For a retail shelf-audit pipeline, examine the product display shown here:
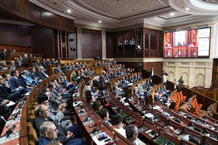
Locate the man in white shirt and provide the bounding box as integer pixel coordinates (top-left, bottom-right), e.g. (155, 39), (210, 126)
(111, 114), (126, 137)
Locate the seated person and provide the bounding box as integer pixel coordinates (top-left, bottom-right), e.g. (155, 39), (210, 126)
(92, 100), (103, 114)
(38, 121), (84, 145)
(111, 114), (126, 137)
(47, 141), (62, 145)
(126, 124), (146, 145)
(37, 93), (72, 127)
(34, 104), (85, 145)
(99, 108), (112, 126)
(0, 99), (12, 131)
(38, 121), (59, 145)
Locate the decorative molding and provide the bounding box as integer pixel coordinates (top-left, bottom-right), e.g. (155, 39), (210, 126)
(143, 58), (164, 62)
(0, 19), (35, 26)
(114, 58), (144, 62)
(0, 0), (74, 32)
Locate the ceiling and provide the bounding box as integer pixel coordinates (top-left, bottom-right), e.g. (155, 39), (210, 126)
(4, 0), (218, 29)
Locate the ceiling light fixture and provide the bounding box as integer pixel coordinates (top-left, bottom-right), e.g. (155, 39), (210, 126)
(43, 12), (53, 16)
(170, 12), (175, 16)
(98, 20), (102, 23)
(67, 9), (72, 13)
(185, 7), (190, 11)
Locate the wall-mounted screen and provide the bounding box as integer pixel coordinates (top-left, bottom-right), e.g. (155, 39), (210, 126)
(164, 27), (210, 58)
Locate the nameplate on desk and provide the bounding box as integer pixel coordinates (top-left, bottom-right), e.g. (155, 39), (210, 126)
(6, 117), (21, 125)
(11, 108), (21, 114)
(125, 117), (136, 124)
(83, 119), (94, 126)
(145, 129), (152, 134)
(78, 111), (87, 116)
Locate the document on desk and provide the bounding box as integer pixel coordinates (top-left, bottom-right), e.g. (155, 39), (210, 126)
(6, 101), (15, 107)
(92, 132), (113, 145)
(144, 113), (154, 119)
(0, 131), (19, 144)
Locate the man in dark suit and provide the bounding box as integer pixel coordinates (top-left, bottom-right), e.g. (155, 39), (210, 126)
(150, 68), (154, 82)
(9, 70), (24, 91)
(34, 104), (85, 145)
(0, 48), (8, 60)
(54, 64), (63, 74)
(35, 66), (48, 80)
(0, 76), (21, 102)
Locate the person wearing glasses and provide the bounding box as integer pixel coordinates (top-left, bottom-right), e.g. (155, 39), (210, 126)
(34, 104), (85, 145)
(38, 121), (59, 145)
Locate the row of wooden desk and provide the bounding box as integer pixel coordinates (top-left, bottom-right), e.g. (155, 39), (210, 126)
(109, 73), (218, 145)
(71, 70), (218, 145)
(73, 78), (134, 145)
(0, 95), (27, 145)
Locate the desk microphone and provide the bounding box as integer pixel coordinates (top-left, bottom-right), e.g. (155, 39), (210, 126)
(0, 116), (7, 123)
(4, 124), (16, 138)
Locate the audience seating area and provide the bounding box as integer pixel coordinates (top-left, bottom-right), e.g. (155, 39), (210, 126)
(0, 54), (217, 145)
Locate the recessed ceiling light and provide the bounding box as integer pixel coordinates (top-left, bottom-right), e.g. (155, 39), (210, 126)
(67, 9), (72, 13)
(43, 12), (53, 16)
(170, 12), (175, 16)
(185, 7), (190, 11)
(98, 20), (102, 23)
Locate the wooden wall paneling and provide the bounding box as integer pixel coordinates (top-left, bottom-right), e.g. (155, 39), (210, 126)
(32, 26), (55, 58)
(143, 62), (163, 76)
(0, 23), (32, 47)
(81, 29), (102, 59)
(159, 31), (164, 57)
(115, 28), (143, 58)
(143, 28), (163, 57)
(144, 28), (150, 57)
(60, 32), (63, 58)
(106, 32), (115, 58)
(56, 31), (60, 58)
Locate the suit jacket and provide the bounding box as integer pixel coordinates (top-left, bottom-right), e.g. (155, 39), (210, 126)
(54, 67), (62, 74)
(34, 117), (69, 144)
(0, 51), (7, 60)
(38, 137), (52, 145)
(9, 76), (21, 91)
(35, 71), (46, 80)
(0, 84), (10, 98)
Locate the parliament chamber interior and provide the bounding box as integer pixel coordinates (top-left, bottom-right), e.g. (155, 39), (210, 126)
(0, 0), (218, 145)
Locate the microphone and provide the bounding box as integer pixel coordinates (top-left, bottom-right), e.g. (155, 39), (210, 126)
(4, 124), (16, 137)
(0, 116), (7, 123)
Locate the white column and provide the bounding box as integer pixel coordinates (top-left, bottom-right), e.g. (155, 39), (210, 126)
(102, 30), (106, 59)
(214, 24), (218, 58)
(77, 27), (82, 60)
